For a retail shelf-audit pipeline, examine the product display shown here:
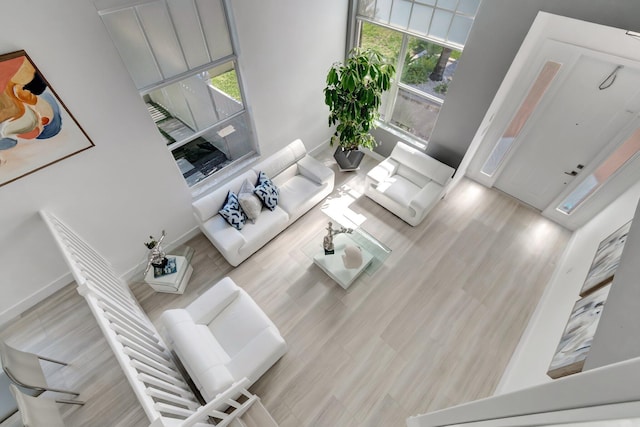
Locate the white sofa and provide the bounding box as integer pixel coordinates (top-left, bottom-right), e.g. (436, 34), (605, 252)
(192, 139), (334, 266)
(365, 142), (455, 226)
(161, 277), (287, 402)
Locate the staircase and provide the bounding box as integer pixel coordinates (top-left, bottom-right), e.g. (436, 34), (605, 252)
(229, 399), (279, 427)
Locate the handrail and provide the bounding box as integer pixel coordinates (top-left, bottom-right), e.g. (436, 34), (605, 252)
(40, 210), (259, 427)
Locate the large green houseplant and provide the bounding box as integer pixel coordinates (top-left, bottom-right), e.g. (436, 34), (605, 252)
(324, 48), (395, 170)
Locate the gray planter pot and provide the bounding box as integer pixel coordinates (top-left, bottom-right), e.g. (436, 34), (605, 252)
(333, 147), (365, 171)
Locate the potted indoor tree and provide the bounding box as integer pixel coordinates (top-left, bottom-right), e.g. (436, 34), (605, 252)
(324, 47), (395, 171)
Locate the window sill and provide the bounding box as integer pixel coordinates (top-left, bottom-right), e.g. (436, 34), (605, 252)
(189, 152), (260, 200)
(374, 121), (428, 151)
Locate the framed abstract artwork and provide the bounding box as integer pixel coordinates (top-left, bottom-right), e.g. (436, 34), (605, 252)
(547, 284), (611, 379)
(580, 220), (632, 297)
(0, 50), (94, 187)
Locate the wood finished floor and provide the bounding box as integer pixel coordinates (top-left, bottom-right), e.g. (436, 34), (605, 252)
(0, 153), (570, 427)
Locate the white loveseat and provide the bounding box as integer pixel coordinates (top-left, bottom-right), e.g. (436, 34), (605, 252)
(161, 277), (287, 402)
(365, 141), (455, 226)
(192, 139), (334, 266)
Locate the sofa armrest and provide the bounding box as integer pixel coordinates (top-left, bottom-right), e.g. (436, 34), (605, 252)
(193, 190), (227, 224)
(366, 158), (398, 185)
(409, 181), (443, 217)
(196, 363), (235, 400)
(161, 309), (236, 400)
(185, 277), (240, 325)
(297, 155), (334, 186)
(160, 309), (194, 347)
(203, 221), (246, 256)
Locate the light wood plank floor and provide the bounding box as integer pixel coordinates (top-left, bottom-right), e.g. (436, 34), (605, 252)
(0, 152), (570, 427)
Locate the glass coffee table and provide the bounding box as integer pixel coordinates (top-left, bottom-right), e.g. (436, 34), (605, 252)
(308, 217), (391, 289)
(313, 233), (375, 289)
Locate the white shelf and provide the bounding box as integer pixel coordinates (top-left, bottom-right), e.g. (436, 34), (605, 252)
(144, 255), (193, 294)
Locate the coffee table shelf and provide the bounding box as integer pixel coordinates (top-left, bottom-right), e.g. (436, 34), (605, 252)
(313, 234), (374, 289)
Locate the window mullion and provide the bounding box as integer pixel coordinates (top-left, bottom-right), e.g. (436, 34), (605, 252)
(193, 0), (213, 63)
(163, 0), (190, 68)
(397, 82), (444, 105)
(133, 6), (165, 82)
(444, 0), (461, 42)
(383, 33), (409, 123)
(138, 53), (236, 96)
(167, 109), (246, 152)
(357, 16), (464, 52)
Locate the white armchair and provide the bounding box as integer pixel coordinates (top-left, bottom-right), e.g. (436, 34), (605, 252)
(161, 277), (287, 402)
(365, 142), (455, 226)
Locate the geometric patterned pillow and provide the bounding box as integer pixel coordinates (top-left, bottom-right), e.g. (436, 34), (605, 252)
(218, 191), (247, 230)
(254, 171), (279, 211)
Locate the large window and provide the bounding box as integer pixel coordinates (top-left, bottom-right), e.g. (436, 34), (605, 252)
(354, 0), (480, 143)
(96, 0), (256, 187)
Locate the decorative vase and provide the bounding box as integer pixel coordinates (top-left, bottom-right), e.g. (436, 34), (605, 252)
(342, 245), (363, 269)
(333, 146), (365, 171)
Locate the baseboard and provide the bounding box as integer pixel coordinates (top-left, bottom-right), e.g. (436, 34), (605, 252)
(0, 272), (74, 329)
(0, 227), (203, 327)
(307, 138), (332, 156)
(122, 226), (202, 285)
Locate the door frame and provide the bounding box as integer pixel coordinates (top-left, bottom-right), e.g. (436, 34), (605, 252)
(462, 12), (640, 229)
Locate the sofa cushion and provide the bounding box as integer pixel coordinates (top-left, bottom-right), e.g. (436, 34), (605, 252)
(237, 179), (262, 223)
(270, 163), (299, 188)
(252, 139), (307, 179)
(397, 164), (431, 188)
(377, 175), (423, 206)
(161, 310), (234, 398)
(277, 174), (322, 218)
(201, 218), (246, 265)
(391, 142), (454, 186)
(218, 191), (247, 230)
(208, 291), (278, 357)
(254, 172), (279, 211)
(237, 206), (288, 249)
(225, 328), (287, 384)
(195, 324), (230, 364)
(193, 170), (257, 224)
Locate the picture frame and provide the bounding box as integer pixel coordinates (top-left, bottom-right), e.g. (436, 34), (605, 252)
(0, 50), (94, 187)
(579, 220), (632, 297)
(547, 284), (611, 379)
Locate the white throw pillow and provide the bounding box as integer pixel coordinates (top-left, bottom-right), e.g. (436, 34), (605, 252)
(237, 179), (262, 223)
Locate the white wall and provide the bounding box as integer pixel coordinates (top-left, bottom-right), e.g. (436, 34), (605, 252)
(0, 0), (347, 324)
(230, 0), (347, 157)
(497, 178), (640, 393)
(407, 356), (640, 426)
(427, 0), (640, 168)
(0, 0), (195, 324)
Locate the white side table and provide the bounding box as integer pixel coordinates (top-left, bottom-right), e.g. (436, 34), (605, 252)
(144, 255), (193, 294)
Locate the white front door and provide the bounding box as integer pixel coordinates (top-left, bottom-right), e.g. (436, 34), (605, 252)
(494, 54), (640, 210)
